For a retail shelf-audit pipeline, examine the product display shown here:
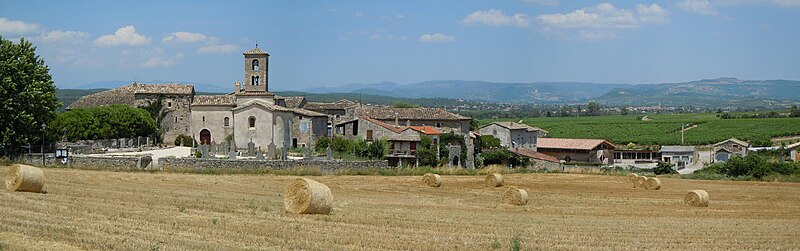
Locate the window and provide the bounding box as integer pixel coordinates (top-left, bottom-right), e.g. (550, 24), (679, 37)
(175, 117), (178, 123)
(254, 76), (259, 85)
(168, 102), (172, 108)
(352, 122), (358, 136)
(366, 130), (373, 141)
(224, 117), (230, 127)
(436, 123), (442, 127)
(252, 59), (259, 71)
(202, 116), (205, 122)
(249, 117), (256, 128)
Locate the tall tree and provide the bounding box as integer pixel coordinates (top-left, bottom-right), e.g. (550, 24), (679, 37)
(0, 37), (60, 155)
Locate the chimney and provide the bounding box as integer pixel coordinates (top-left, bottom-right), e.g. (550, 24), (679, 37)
(395, 117), (399, 126)
(406, 120), (410, 126)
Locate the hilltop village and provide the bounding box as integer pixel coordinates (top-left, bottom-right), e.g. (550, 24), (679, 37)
(56, 47), (800, 172)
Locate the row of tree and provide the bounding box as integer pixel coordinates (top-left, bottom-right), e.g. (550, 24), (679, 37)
(50, 105), (158, 141)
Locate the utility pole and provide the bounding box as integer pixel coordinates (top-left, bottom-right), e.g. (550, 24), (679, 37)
(41, 123), (46, 166)
(681, 124), (684, 145)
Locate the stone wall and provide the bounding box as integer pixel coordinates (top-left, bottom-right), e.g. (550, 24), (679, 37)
(19, 155), (153, 171)
(160, 158), (388, 172)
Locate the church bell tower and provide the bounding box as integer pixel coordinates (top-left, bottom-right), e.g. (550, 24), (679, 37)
(241, 45), (270, 93)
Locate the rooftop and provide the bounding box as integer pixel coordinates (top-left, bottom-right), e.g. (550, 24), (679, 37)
(357, 106), (470, 121)
(192, 95), (236, 106)
(485, 121), (547, 133)
(67, 83), (194, 109)
(510, 147), (560, 163)
(304, 99), (357, 111)
(243, 47), (269, 55)
(537, 138), (615, 151)
(713, 138), (750, 147)
(660, 146), (696, 152)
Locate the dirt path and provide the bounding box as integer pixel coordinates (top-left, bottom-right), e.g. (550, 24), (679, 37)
(772, 135), (800, 142)
(2, 168), (799, 250)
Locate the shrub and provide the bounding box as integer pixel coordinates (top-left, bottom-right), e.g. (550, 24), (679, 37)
(315, 137), (330, 152)
(51, 105), (157, 141)
(480, 135), (501, 149)
(653, 161), (677, 175)
(174, 134), (196, 147)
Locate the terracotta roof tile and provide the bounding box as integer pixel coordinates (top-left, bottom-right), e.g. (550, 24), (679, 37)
(537, 138), (615, 151)
(405, 126), (442, 135)
(304, 99), (357, 110)
(357, 106), (470, 121)
(510, 148), (560, 163)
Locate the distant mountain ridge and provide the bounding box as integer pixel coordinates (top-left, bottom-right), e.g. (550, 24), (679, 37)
(303, 80), (633, 103)
(303, 78), (800, 107)
(63, 78), (800, 109)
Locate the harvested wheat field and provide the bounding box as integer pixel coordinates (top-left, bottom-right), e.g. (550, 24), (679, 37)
(2, 167), (800, 250)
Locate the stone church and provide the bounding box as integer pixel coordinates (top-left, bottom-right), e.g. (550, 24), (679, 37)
(68, 47), (328, 152)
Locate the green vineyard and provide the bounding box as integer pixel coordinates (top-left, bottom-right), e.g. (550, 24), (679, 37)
(480, 114), (800, 146)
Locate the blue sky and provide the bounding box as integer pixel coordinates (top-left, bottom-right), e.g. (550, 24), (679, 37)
(1, 0), (799, 91)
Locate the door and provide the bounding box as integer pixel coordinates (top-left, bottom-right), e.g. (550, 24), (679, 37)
(199, 129), (211, 145)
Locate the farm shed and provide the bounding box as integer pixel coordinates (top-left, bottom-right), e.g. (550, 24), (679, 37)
(537, 138), (615, 164)
(660, 146), (697, 169)
(712, 138), (750, 163)
(788, 142), (800, 162)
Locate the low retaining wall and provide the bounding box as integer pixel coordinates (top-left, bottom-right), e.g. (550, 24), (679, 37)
(159, 158), (388, 171)
(19, 155), (152, 171)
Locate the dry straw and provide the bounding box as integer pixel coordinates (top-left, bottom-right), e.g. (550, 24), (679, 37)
(485, 173), (503, 187)
(628, 173), (639, 188)
(636, 176), (648, 189)
(685, 190), (709, 207)
(502, 186), (528, 205)
(284, 178), (333, 214)
(5, 164), (44, 193)
(645, 177), (662, 190)
(422, 173), (442, 187)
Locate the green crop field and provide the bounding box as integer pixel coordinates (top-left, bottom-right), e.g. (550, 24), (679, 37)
(480, 114), (800, 146)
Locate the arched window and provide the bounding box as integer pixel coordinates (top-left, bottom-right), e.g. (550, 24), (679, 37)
(251, 76), (255, 86)
(252, 59), (259, 71)
(224, 117), (230, 127)
(249, 117), (256, 128)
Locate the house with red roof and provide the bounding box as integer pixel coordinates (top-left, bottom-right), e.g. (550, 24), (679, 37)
(537, 138), (615, 164)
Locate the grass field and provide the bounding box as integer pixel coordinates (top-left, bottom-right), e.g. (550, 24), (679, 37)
(2, 167), (800, 250)
(482, 113), (800, 146)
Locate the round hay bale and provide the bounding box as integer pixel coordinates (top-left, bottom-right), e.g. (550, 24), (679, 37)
(284, 178), (333, 214)
(627, 173), (639, 187)
(636, 176), (648, 189)
(5, 164), (44, 193)
(502, 186), (528, 205)
(485, 173), (503, 187)
(685, 190), (709, 207)
(645, 177), (662, 190)
(422, 173), (442, 187)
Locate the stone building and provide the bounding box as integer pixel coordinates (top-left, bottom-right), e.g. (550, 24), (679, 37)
(67, 83), (195, 145)
(537, 138), (615, 164)
(712, 138), (750, 163)
(69, 47), (327, 152)
(477, 121), (547, 150)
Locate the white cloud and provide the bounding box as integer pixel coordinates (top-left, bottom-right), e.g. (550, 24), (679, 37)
(419, 33), (455, 43)
(94, 26), (151, 47)
(197, 44), (239, 53)
(462, 9), (530, 28)
(677, 0), (720, 15)
(0, 17), (43, 35)
(369, 33), (405, 41)
(37, 30), (90, 44)
(536, 3), (669, 40)
(162, 31), (208, 43)
(715, 0), (800, 7)
(141, 53), (184, 68)
(522, 0), (560, 6)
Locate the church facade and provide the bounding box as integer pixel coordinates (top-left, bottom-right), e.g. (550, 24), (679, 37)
(68, 47), (329, 152)
(190, 47), (328, 151)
